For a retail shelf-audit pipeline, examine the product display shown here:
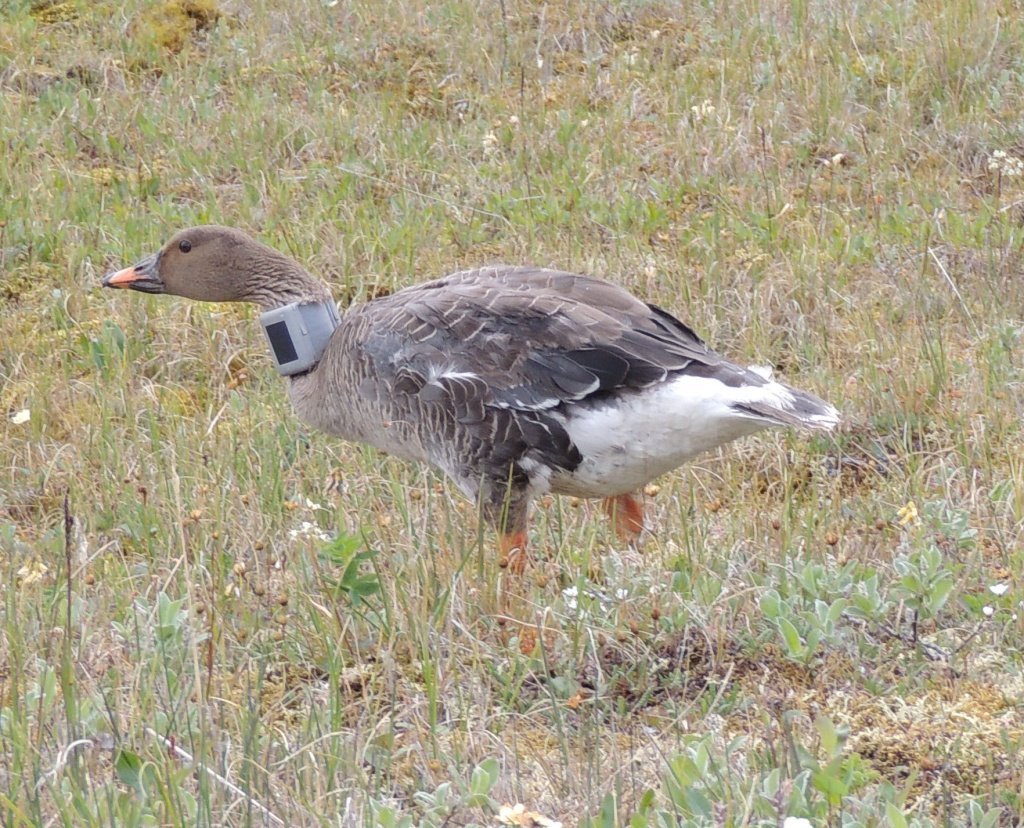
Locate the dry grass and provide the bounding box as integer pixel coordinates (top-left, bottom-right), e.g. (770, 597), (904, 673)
(2, 0), (1024, 825)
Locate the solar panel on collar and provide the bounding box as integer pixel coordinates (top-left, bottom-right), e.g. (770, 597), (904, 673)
(265, 320), (299, 365)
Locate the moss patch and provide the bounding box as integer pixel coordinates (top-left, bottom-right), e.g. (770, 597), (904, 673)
(131, 0), (222, 54)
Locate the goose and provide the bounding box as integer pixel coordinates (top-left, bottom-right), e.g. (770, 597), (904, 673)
(103, 226), (839, 571)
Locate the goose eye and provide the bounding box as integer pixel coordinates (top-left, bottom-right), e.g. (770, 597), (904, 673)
(179, 240), (192, 253)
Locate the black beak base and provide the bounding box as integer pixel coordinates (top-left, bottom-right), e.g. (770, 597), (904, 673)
(102, 252), (164, 293)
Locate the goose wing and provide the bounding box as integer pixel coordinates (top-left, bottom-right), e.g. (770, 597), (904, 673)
(358, 265), (753, 413)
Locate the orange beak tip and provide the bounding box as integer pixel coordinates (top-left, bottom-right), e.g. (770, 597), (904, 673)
(102, 266), (138, 288)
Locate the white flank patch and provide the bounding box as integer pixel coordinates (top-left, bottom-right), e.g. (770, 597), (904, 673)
(519, 455), (553, 496)
(551, 374), (827, 497)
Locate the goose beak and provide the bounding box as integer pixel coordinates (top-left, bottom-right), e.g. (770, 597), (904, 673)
(102, 252), (164, 293)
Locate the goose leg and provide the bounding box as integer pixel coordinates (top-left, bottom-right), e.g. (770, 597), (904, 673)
(603, 492), (645, 543)
(498, 531), (531, 574)
(481, 473), (533, 574)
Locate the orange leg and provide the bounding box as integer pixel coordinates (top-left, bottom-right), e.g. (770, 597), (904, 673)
(603, 493), (645, 543)
(498, 531), (531, 574)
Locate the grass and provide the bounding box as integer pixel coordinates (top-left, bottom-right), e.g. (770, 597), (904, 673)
(1, 0), (1023, 824)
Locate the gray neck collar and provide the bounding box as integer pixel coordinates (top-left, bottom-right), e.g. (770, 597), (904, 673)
(259, 299), (341, 377)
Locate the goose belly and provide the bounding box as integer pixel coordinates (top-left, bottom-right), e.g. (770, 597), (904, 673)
(548, 374), (777, 497)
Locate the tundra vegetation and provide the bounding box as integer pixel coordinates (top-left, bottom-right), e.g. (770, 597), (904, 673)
(1, 0), (1022, 825)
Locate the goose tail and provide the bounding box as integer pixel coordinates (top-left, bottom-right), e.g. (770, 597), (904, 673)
(731, 380), (840, 432)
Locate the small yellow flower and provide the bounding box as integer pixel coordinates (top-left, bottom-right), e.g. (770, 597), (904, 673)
(17, 559), (49, 585)
(896, 501), (918, 526)
(497, 803), (562, 828)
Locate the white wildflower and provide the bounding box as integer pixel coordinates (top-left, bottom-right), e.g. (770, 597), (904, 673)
(988, 149), (1023, 177)
(691, 99), (716, 122)
(10, 409), (30, 425)
(498, 803), (524, 823)
(288, 521), (331, 542)
(783, 819), (814, 828)
(983, 605), (995, 617)
(989, 583), (1009, 596)
(562, 586), (578, 611)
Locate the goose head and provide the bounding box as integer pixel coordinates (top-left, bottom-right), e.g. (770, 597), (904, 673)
(102, 225), (331, 310)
